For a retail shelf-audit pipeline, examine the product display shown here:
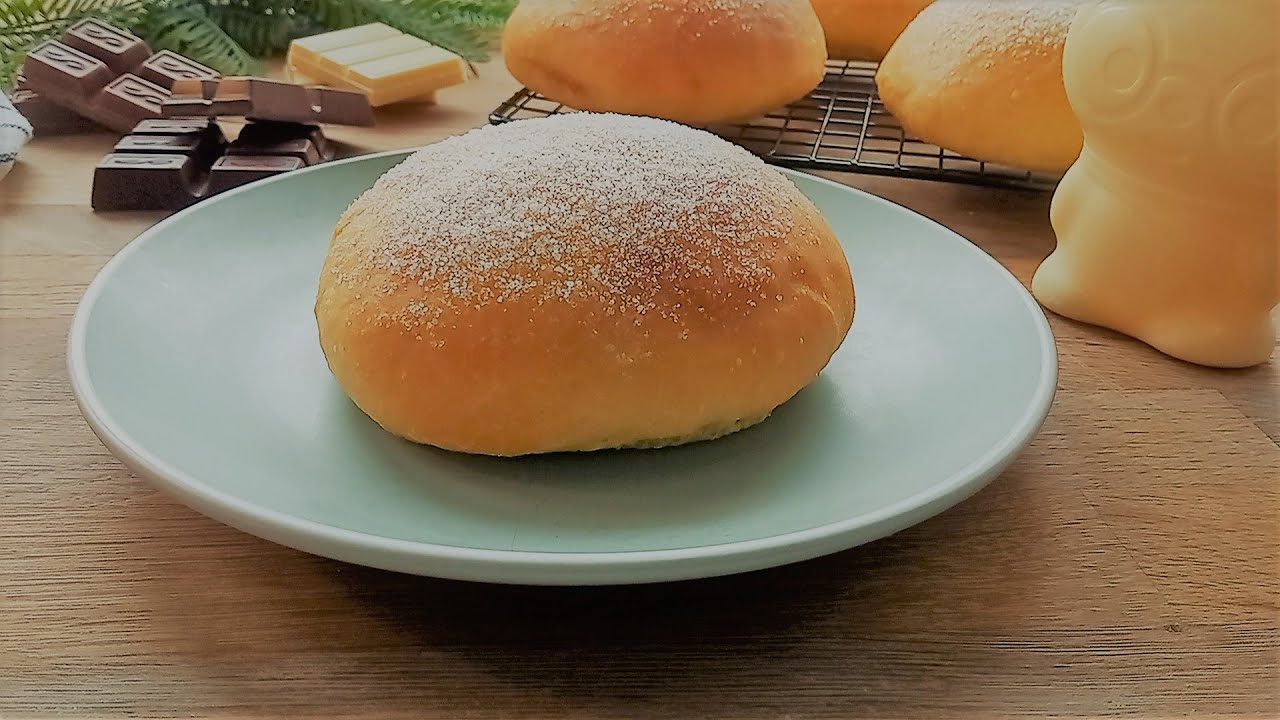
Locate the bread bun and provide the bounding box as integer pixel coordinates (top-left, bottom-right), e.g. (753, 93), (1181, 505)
(315, 114), (856, 456)
(811, 0), (934, 61)
(876, 0), (1084, 172)
(501, 0), (827, 125)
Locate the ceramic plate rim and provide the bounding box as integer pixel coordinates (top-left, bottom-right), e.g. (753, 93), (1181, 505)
(66, 150), (1058, 583)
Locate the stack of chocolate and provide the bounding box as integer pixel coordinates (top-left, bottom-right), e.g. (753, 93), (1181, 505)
(93, 119), (336, 211)
(18, 18), (376, 211)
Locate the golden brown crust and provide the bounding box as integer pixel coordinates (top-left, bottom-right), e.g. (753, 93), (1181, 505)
(810, 0), (934, 61)
(875, 0), (1084, 173)
(315, 115), (855, 456)
(501, 0), (828, 125)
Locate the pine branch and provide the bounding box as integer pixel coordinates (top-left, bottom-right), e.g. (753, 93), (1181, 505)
(133, 0), (258, 75)
(202, 0), (296, 56)
(293, 0), (381, 32)
(0, 0), (146, 37)
(402, 0), (518, 59)
(303, 0), (514, 61)
(421, 0), (516, 28)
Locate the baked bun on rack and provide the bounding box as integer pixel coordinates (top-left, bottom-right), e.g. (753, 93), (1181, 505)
(501, 0), (828, 125)
(875, 0), (1084, 172)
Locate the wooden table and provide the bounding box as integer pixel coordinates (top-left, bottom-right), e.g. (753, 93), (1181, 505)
(2, 62), (1277, 719)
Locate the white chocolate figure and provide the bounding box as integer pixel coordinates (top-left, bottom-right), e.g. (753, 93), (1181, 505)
(1033, 0), (1278, 368)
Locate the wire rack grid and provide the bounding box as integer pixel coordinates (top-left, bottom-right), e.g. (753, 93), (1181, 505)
(491, 60), (1058, 192)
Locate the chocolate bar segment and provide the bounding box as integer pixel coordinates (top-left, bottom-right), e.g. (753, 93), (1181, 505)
(92, 153), (203, 211)
(309, 86), (375, 125)
(20, 19), (220, 133)
(92, 119), (333, 211)
(163, 76), (374, 126)
(138, 50), (220, 88)
(10, 73), (99, 135)
(233, 79), (315, 122)
(114, 134), (204, 154)
(95, 74), (169, 131)
(63, 18), (151, 72)
(131, 117), (217, 135)
(227, 136), (322, 164)
(207, 155), (304, 194)
(24, 41), (114, 96)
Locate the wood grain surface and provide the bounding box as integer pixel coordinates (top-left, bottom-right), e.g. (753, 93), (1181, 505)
(1, 61), (1277, 719)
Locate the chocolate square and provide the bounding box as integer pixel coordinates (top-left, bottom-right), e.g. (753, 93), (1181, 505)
(114, 134), (203, 154)
(228, 137), (321, 164)
(95, 74), (168, 131)
(310, 86), (375, 127)
(137, 50), (219, 90)
(92, 153), (201, 211)
(23, 41), (113, 96)
(64, 18), (151, 73)
(207, 155), (303, 194)
(240, 79), (313, 123)
(131, 118), (217, 135)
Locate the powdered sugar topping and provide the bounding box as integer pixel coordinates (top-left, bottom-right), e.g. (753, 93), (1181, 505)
(915, 0), (1079, 60)
(548, 0), (779, 33)
(344, 113), (799, 329)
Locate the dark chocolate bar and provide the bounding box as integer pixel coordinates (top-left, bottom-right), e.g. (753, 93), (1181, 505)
(20, 19), (219, 133)
(92, 120), (332, 211)
(162, 76), (375, 127)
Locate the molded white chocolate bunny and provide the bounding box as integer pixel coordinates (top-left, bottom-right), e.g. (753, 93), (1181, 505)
(1033, 0), (1278, 368)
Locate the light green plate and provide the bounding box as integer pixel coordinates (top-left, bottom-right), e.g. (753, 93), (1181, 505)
(68, 151), (1056, 585)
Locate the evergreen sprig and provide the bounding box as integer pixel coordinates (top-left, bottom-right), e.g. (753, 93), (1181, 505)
(137, 0), (260, 76)
(0, 0), (516, 88)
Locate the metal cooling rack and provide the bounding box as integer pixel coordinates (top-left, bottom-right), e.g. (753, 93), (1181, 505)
(491, 60), (1058, 192)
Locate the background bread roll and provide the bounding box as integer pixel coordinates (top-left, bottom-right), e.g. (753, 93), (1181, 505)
(502, 0), (827, 125)
(315, 114), (856, 457)
(811, 0), (934, 61)
(876, 0), (1084, 172)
